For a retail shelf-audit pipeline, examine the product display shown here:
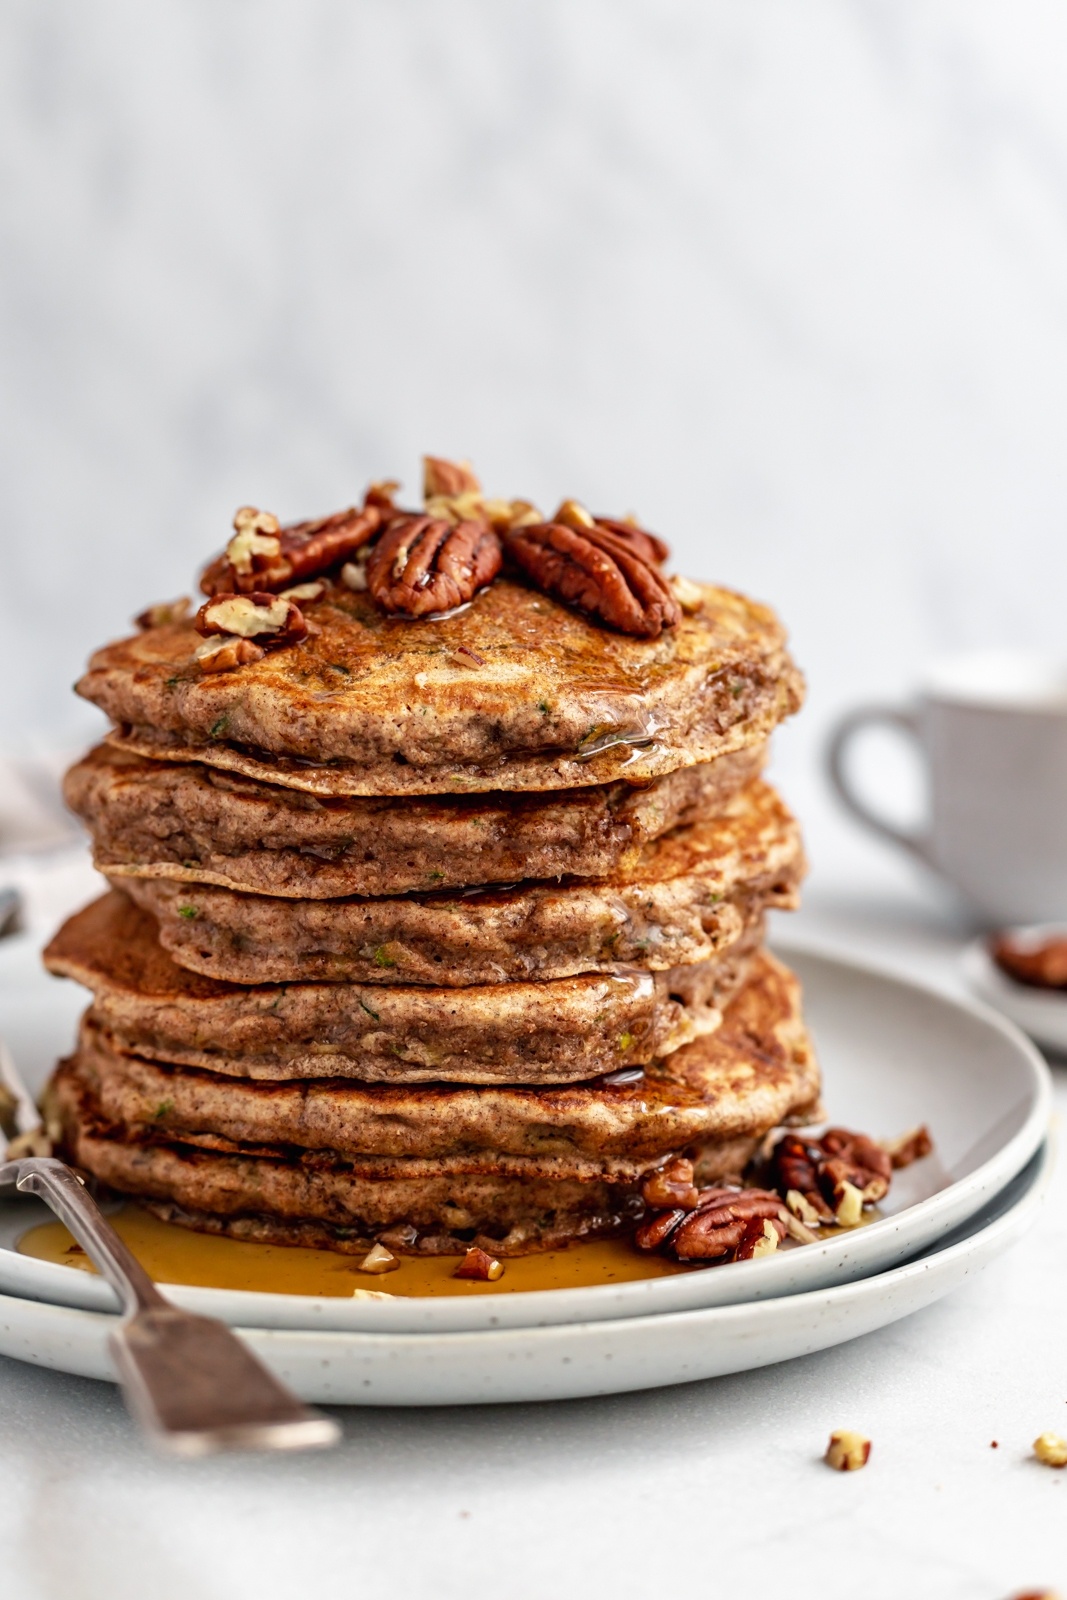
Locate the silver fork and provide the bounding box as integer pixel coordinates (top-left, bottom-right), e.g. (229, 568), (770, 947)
(0, 1046), (340, 1456)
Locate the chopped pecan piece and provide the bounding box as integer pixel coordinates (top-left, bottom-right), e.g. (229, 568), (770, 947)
(825, 1430), (871, 1471)
(504, 513), (681, 638)
(195, 592), (308, 646)
(367, 515), (503, 617)
(5, 1127), (53, 1160)
(882, 1125), (933, 1170)
(640, 1157), (699, 1212)
(358, 1243), (400, 1275)
(134, 597), (190, 630)
(193, 636), (266, 674)
(278, 580), (327, 604)
(201, 503), (382, 595)
(378, 1223), (419, 1251)
(733, 1217), (783, 1260)
(364, 479), (401, 513)
(424, 456), (481, 500)
(452, 1246), (504, 1282)
(669, 574), (704, 614)
(771, 1128), (892, 1224)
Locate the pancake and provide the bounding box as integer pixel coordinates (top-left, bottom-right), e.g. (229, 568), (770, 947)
(69, 949), (818, 1179)
(48, 952), (818, 1253)
(44, 892), (758, 1082)
(79, 576), (803, 796)
(113, 780), (803, 986)
(67, 740), (766, 899)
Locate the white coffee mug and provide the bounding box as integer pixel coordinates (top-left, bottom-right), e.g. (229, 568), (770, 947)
(828, 652), (1067, 926)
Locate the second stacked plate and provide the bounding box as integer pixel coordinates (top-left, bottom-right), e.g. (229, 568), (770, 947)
(0, 942), (1050, 1402)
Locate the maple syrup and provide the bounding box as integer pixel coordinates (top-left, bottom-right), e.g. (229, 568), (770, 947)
(18, 1203), (690, 1298)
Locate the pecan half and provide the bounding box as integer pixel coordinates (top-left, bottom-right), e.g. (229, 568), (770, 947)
(504, 514), (681, 638)
(367, 515), (503, 617)
(195, 591), (308, 646)
(770, 1128), (892, 1225)
(201, 503), (382, 595)
(635, 1184), (787, 1262)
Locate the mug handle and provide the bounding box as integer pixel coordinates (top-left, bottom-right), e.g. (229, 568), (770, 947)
(826, 705), (931, 863)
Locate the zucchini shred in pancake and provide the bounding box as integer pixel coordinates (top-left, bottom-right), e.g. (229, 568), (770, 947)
(42, 460), (820, 1264)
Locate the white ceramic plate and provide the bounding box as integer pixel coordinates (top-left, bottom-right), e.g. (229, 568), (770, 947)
(963, 928), (1067, 1056)
(0, 1139), (1050, 1406)
(0, 938), (1052, 1332)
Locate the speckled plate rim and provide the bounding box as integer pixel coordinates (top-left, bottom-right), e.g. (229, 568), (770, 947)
(0, 942), (1052, 1332)
(0, 1138), (1051, 1407)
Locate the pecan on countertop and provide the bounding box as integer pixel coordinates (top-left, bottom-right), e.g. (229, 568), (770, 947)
(504, 501), (681, 638)
(366, 514), (503, 617)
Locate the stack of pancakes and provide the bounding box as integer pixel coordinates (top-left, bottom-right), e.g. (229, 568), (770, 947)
(43, 561), (819, 1258)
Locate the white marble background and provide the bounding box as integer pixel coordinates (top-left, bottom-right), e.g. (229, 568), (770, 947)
(3, 0), (1067, 888)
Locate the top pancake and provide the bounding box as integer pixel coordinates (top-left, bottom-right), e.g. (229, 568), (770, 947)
(80, 577), (803, 796)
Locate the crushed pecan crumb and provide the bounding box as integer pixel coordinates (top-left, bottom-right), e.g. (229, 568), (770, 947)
(825, 1430), (871, 1471)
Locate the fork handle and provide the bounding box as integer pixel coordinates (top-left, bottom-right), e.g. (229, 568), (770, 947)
(0, 1156), (165, 1316)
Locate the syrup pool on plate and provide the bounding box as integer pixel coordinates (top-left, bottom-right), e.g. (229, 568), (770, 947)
(17, 1204), (691, 1297)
